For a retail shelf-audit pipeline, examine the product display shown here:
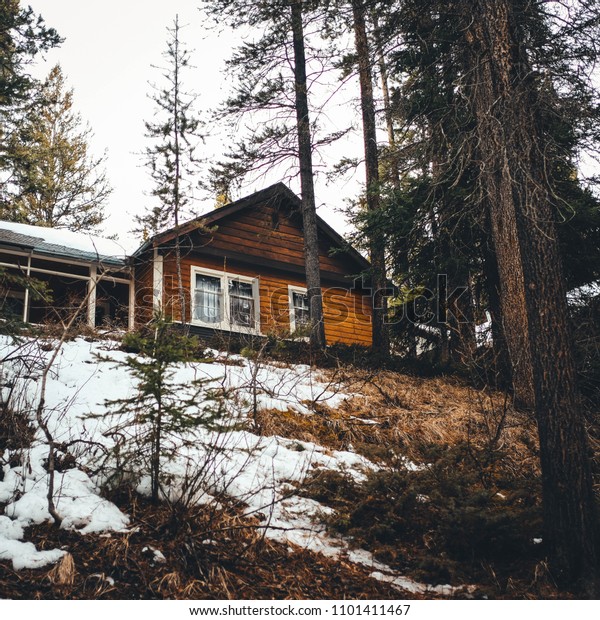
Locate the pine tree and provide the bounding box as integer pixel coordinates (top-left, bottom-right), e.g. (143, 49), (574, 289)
(349, 0), (389, 357)
(290, 0), (326, 348)
(203, 0), (345, 349)
(463, 0), (598, 590)
(138, 16), (202, 327)
(0, 1), (60, 111)
(98, 315), (223, 504)
(381, 0), (600, 589)
(0, 1), (61, 219)
(2, 64), (110, 231)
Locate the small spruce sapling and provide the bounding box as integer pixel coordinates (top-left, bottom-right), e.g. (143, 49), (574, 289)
(97, 315), (224, 504)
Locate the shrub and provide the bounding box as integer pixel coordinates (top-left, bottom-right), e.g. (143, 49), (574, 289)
(96, 315), (224, 503)
(304, 442), (542, 587)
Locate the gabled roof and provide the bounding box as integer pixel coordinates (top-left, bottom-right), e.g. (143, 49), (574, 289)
(0, 220), (130, 267)
(135, 183), (370, 271)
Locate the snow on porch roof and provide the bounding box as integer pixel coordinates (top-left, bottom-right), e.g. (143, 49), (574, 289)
(0, 220), (133, 267)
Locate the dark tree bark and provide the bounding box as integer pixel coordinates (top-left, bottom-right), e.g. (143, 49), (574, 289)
(290, 0), (326, 349)
(448, 271), (476, 365)
(427, 202), (450, 364)
(482, 236), (512, 390)
(351, 0), (389, 356)
(466, 0), (598, 590)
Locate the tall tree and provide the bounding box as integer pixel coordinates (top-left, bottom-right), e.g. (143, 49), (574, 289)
(0, 0), (60, 217)
(204, 0), (334, 348)
(463, 0), (598, 590)
(350, 0), (389, 355)
(290, 0), (326, 348)
(139, 16), (202, 326)
(382, 0), (600, 589)
(2, 64), (111, 231)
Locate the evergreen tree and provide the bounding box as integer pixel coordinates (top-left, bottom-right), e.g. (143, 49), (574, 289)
(203, 0), (345, 349)
(349, 0), (389, 357)
(290, 0), (326, 348)
(464, 0), (598, 590)
(0, 0), (61, 218)
(138, 16), (202, 326)
(366, 0), (600, 368)
(0, 1), (60, 111)
(379, 0), (600, 589)
(2, 64), (110, 231)
(99, 315), (224, 504)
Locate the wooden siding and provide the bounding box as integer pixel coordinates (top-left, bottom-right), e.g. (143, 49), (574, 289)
(134, 197), (373, 346)
(134, 253), (154, 325)
(134, 252), (371, 346)
(167, 201), (364, 281)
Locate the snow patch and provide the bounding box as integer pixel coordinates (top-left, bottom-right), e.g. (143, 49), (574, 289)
(0, 335), (450, 595)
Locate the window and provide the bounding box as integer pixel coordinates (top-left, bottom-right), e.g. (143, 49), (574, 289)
(193, 274), (222, 324)
(191, 267), (259, 333)
(229, 279), (255, 328)
(288, 286), (310, 332)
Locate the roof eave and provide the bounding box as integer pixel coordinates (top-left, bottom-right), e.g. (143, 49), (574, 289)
(138, 182), (371, 273)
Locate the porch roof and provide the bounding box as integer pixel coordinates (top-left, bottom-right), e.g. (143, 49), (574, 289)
(0, 221), (131, 268)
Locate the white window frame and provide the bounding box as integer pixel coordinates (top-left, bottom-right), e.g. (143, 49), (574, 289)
(288, 285), (309, 333)
(191, 266), (261, 335)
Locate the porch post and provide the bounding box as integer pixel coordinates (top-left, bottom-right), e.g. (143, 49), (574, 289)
(87, 264), (97, 328)
(128, 274), (135, 330)
(152, 249), (163, 314)
(22, 252), (32, 323)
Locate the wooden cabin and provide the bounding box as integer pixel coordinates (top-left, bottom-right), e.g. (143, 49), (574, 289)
(0, 185), (373, 345)
(133, 184), (373, 346)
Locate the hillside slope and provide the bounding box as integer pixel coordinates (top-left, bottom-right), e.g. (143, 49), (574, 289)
(0, 335), (561, 598)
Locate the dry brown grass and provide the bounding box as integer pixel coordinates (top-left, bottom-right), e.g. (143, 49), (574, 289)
(46, 553), (76, 586)
(257, 368), (540, 476)
(0, 362), (566, 599)
(256, 367), (560, 597)
(0, 492), (422, 600)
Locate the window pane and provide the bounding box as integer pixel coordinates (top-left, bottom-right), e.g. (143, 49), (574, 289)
(229, 279), (255, 327)
(292, 291), (310, 326)
(194, 274), (222, 323)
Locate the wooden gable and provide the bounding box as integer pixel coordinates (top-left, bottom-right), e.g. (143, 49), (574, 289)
(152, 183), (369, 284)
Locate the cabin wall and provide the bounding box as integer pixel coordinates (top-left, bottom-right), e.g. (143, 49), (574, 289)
(135, 251), (372, 346)
(134, 198), (373, 346)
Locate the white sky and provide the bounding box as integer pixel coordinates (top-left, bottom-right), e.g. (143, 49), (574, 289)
(26, 0), (363, 244)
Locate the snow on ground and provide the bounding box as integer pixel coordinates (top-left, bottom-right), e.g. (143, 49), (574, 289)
(0, 335), (454, 595)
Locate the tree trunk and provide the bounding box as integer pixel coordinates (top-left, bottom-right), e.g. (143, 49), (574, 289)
(351, 0), (389, 356)
(448, 271), (476, 365)
(290, 0), (326, 349)
(466, 0), (598, 591)
(173, 16), (187, 328)
(371, 11), (400, 189)
(482, 237), (512, 390)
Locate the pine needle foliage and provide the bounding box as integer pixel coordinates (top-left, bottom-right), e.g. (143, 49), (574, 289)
(98, 315), (224, 504)
(137, 16), (202, 236)
(2, 65), (111, 231)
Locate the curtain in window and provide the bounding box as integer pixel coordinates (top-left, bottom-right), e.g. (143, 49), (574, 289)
(292, 291), (310, 327)
(229, 279), (255, 327)
(194, 274), (222, 323)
